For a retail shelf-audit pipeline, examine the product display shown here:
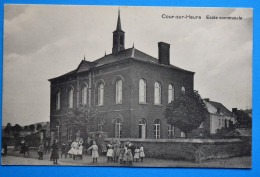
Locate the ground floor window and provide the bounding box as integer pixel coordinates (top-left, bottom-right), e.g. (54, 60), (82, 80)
(115, 118), (122, 138)
(154, 119), (161, 139)
(167, 125), (174, 138)
(181, 131), (186, 138)
(139, 119), (147, 139)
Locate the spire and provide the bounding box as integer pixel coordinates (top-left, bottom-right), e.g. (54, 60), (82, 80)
(83, 54), (86, 61)
(116, 8), (122, 31)
(104, 51), (106, 56)
(132, 42), (135, 48)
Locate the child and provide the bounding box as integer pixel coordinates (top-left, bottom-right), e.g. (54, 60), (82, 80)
(133, 146), (140, 162)
(60, 143), (66, 158)
(87, 141), (99, 163)
(126, 146), (133, 165)
(113, 144), (120, 162)
(119, 145), (125, 164)
(106, 143), (114, 162)
(38, 143), (44, 160)
(139, 144), (145, 162)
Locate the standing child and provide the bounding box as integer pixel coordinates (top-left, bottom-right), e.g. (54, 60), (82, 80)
(126, 146), (133, 166)
(87, 141), (99, 163)
(60, 143), (66, 158)
(106, 143), (114, 162)
(139, 144), (145, 162)
(113, 144), (120, 162)
(119, 145), (125, 164)
(133, 146), (140, 162)
(38, 143), (44, 160)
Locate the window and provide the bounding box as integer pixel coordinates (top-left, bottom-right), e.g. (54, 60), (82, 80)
(56, 91), (61, 110)
(168, 84), (174, 103)
(154, 119), (161, 139)
(199, 122), (204, 128)
(115, 118), (122, 138)
(97, 83), (104, 106)
(81, 86), (87, 105)
(139, 79), (146, 103)
(181, 132), (186, 138)
(116, 80), (122, 104)
(68, 88), (73, 108)
(154, 82), (161, 105)
(181, 86), (186, 93)
(139, 119), (147, 139)
(168, 125), (175, 139)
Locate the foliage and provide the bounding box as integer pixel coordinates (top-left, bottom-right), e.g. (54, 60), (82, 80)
(29, 124), (35, 132)
(164, 90), (208, 136)
(234, 110), (252, 128)
(23, 125), (29, 132)
(4, 123), (12, 135)
(36, 124), (43, 131)
(65, 105), (104, 138)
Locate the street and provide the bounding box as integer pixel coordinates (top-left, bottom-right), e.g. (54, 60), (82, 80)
(1, 150), (251, 168)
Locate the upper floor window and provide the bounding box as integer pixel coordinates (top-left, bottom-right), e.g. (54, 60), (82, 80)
(97, 83), (104, 106)
(68, 88), (73, 108)
(116, 80), (123, 104)
(139, 79), (146, 103)
(56, 91), (61, 110)
(154, 82), (161, 105)
(168, 84), (174, 103)
(81, 85), (88, 105)
(154, 119), (161, 139)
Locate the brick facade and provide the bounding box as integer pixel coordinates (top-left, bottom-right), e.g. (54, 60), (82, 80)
(49, 12), (195, 143)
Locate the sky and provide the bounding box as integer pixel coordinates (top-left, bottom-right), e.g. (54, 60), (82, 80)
(2, 5), (252, 126)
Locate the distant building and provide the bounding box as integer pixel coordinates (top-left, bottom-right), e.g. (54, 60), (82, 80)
(190, 98), (236, 138)
(49, 11), (195, 142)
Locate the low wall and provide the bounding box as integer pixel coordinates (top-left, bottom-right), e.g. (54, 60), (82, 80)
(104, 138), (251, 162)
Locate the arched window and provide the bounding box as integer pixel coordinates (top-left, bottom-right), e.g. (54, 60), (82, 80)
(154, 119), (161, 139)
(181, 86), (186, 93)
(56, 91), (61, 110)
(139, 79), (146, 103)
(115, 118), (122, 138)
(154, 82), (161, 105)
(97, 83), (104, 106)
(68, 88), (73, 108)
(168, 125), (174, 139)
(139, 119), (147, 139)
(81, 85), (87, 105)
(168, 84), (174, 103)
(116, 80), (122, 104)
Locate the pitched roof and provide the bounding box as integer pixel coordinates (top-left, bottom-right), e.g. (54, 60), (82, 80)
(204, 99), (232, 117)
(49, 47), (194, 81)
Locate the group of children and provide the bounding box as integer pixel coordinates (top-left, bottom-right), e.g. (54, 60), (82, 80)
(105, 140), (145, 165)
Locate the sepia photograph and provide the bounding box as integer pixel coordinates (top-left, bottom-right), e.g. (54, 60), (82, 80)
(1, 5), (252, 168)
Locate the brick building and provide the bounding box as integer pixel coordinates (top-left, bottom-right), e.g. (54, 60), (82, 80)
(49, 11), (195, 142)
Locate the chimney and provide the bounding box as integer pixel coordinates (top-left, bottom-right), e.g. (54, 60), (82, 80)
(204, 98), (210, 102)
(158, 42), (170, 65)
(232, 108), (237, 113)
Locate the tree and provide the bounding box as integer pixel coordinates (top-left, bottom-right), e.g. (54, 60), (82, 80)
(234, 110), (252, 128)
(12, 124), (22, 136)
(29, 124), (35, 132)
(65, 105), (103, 140)
(164, 90), (208, 137)
(23, 125), (29, 132)
(4, 123), (12, 135)
(36, 124), (43, 131)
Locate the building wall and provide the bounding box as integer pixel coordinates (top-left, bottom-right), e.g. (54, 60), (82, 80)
(50, 59), (195, 141)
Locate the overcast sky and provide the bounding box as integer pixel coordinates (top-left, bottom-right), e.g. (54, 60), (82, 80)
(2, 5), (252, 126)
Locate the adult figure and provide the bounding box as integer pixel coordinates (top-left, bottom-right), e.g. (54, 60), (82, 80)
(51, 140), (59, 164)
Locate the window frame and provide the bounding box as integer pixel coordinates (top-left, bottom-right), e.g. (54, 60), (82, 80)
(115, 79), (123, 104)
(81, 85), (88, 105)
(56, 91), (61, 110)
(97, 83), (104, 106)
(154, 82), (162, 105)
(139, 79), (147, 104)
(168, 84), (175, 103)
(115, 118), (122, 138)
(154, 119), (161, 139)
